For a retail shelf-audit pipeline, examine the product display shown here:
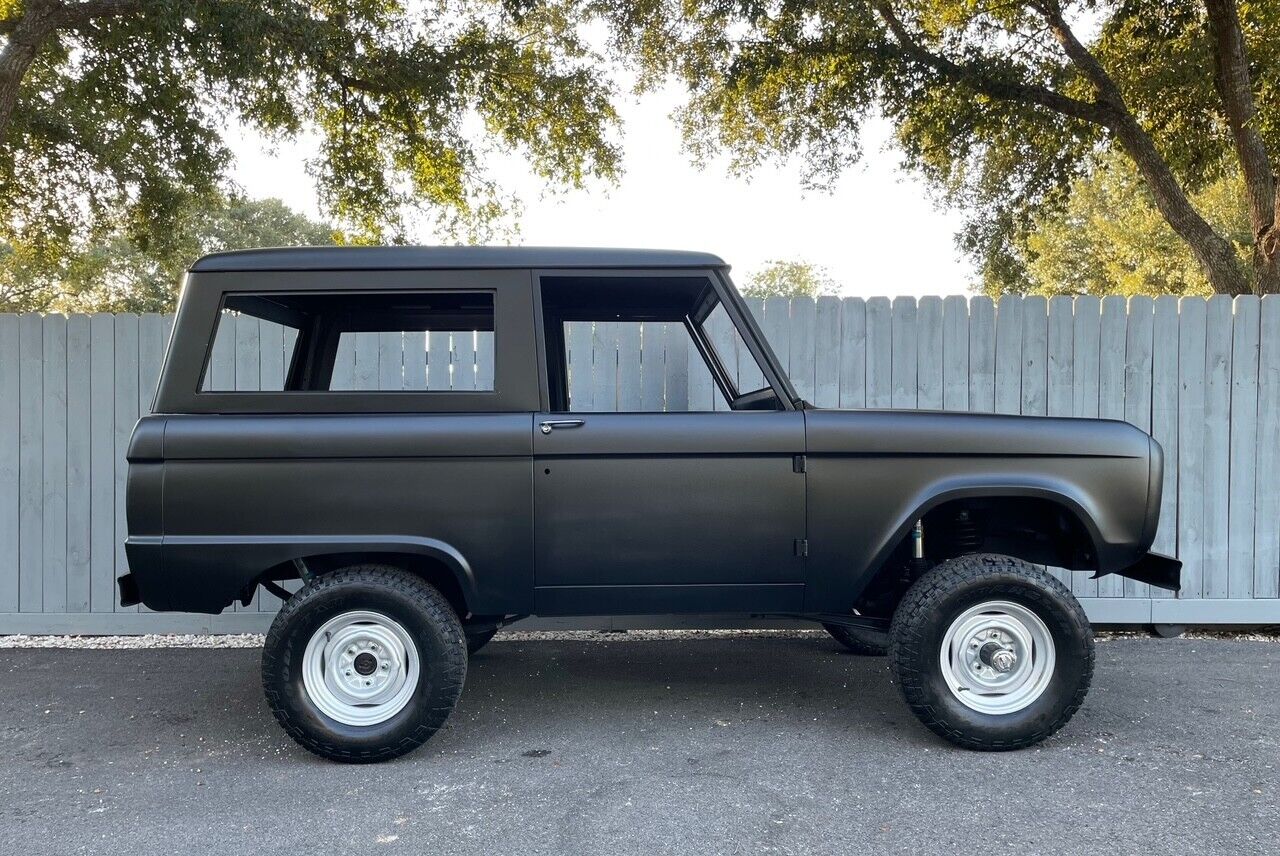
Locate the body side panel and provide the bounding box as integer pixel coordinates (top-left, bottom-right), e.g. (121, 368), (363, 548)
(803, 409), (1153, 612)
(131, 413), (534, 614)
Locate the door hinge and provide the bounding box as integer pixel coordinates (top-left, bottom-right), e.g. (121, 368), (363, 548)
(792, 454), (806, 473)
(794, 539), (809, 557)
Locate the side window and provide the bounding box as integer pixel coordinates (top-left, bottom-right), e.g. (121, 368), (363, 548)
(200, 291), (495, 393)
(562, 319), (723, 412)
(541, 274), (777, 413)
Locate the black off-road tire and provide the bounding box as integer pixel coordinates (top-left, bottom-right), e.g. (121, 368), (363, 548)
(262, 565), (467, 763)
(888, 554), (1093, 751)
(822, 622), (889, 656)
(465, 627), (499, 655)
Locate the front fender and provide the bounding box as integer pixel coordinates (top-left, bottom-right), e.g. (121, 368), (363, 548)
(865, 476), (1110, 583)
(125, 534), (477, 614)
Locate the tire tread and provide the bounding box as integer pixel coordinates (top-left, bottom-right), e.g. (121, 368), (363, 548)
(888, 553), (1094, 751)
(262, 565), (467, 763)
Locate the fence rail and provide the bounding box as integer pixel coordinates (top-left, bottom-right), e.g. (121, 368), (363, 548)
(2, 294), (1278, 634)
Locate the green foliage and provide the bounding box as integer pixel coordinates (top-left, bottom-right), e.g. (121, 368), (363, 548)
(0, 195), (336, 312)
(742, 259), (836, 299)
(588, 0), (1279, 294)
(0, 0), (621, 274)
(1016, 153), (1251, 298)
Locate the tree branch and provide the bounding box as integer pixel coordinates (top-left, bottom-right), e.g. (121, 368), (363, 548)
(870, 1), (1105, 124)
(0, 0), (143, 145)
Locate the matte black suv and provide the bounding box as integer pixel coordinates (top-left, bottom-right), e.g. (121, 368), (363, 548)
(119, 247), (1180, 762)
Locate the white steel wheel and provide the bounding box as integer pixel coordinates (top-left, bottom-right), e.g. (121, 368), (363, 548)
(301, 610), (421, 727)
(938, 600), (1056, 716)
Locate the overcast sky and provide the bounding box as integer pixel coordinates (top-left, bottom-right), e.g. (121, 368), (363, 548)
(227, 83), (976, 299)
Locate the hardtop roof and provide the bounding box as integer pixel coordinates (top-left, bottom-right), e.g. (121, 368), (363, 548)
(189, 246), (727, 273)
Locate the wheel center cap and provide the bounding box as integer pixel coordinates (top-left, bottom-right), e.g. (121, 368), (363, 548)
(353, 652), (378, 676)
(979, 640), (1017, 673)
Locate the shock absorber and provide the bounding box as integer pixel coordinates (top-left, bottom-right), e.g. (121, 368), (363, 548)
(906, 519), (931, 580)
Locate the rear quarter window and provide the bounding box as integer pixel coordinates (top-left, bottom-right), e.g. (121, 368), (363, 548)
(200, 291), (495, 392)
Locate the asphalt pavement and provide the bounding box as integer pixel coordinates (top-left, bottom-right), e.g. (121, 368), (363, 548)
(1, 634), (1277, 855)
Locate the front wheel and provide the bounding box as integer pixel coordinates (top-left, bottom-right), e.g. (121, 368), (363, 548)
(888, 554), (1093, 751)
(262, 565), (467, 763)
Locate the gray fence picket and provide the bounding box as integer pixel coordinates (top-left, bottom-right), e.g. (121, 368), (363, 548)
(1203, 296), (1233, 598)
(617, 323), (642, 411)
(1124, 297), (1155, 598)
(1021, 296), (1047, 416)
(814, 297), (841, 408)
(1256, 297), (1280, 599)
(994, 296), (1022, 415)
(790, 298), (817, 403)
(866, 297), (892, 408)
(839, 298), (867, 409)
(566, 322), (591, 409)
(88, 315), (115, 613)
(662, 322), (689, 412)
(112, 315), (139, 612)
(1228, 297), (1260, 600)
(1047, 296), (1073, 418)
(1097, 297), (1127, 597)
(968, 297), (995, 413)
(591, 322), (622, 411)
(1070, 296), (1100, 598)
(1178, 298), (1207, 599)
(917, 297), (943, 410)
(1150, 297), (1179, 599)
(640, 323), (665, 411)
(41, 315), (68, 614)
(0, 315), (18, 612)
(18, 314), (43, 612)
(942, 296), (968, 411)
(891, 297), (918, 409)
(378, 331), (403, 391)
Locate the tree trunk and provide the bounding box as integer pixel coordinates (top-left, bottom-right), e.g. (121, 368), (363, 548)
(1205, 0), (1280, 295)
(1040, 3), (1253, 296)
(0, 2), (62, 146)
(1104, 108), (1253, 296)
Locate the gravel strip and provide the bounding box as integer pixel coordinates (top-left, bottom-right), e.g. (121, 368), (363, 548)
(1, 625), (1277, 648)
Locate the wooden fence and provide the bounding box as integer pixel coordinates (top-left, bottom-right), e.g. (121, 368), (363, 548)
(1, 294), (1278, 633)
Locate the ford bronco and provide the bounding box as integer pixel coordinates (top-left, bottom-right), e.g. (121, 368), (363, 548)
(119, 247), (1181, 762)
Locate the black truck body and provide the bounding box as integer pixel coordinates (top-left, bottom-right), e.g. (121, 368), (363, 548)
(120, 246), (1179, 621)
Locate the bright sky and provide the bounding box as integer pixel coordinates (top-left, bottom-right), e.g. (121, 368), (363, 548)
(228, 83), (976, 299)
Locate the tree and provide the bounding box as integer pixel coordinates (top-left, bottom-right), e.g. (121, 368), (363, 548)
(1017, 151), (1249, 298)
(0, 195), (336, 311)
(742, 259), (836, 298)
(0, 0), (620, 260)
(591, 1), (1280, 295)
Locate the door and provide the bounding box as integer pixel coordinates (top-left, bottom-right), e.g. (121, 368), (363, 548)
(531, 270), (807, 616)
(533, 411), (806, 614)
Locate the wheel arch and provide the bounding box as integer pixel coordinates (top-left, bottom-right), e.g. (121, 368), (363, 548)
(148, 534), (478, 616)
(853, 479), (1106, 610)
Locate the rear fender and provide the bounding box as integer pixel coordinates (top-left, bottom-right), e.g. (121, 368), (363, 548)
(125, 534), (476, 614)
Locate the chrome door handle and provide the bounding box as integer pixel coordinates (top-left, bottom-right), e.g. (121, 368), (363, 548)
(540, 419), (585, 434)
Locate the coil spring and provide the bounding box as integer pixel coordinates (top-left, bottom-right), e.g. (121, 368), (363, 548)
(953, 510), (981, 552)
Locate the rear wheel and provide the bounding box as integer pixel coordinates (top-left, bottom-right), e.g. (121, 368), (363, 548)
(822, 622), (888, 656)
(262, 564), (467, 763)
(888, 554), (1093, 751)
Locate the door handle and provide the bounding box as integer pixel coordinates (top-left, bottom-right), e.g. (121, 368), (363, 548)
(540, 419), (585, 434)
